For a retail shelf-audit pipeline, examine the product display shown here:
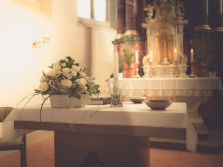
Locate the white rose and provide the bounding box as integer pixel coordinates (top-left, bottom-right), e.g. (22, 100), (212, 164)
(53, 64), (61, 71)
(71, 71), (77, 77)
(55, 60), (60, 65)
(76, 78), (86, 87)
(61, 63), (66, 67)
(57, 70), (62, 75)
(47, 70), (57, 77)
(39, 82), (49, 92)
(40, 75), (47, 82)
(79, 71), (86, 78)
(66, 74), (72, 79)
(60, 79), (72, 89)
(80, 66), (86, 71)
(81, 85), (87, 92)
(72, 65), (80, 72)
(62, 68), (71, 75)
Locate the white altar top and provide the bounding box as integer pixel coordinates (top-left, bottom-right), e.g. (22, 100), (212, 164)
(2, 102), (198, 152)
(119, 77), (222, 97)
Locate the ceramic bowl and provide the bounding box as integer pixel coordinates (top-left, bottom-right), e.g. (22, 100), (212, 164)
(128, 97), (146, 104)
(144, 100), (172, 110)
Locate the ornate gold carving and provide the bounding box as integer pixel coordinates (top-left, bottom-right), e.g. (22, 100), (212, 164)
(144, 5), (154, 19)
(115, 34), (124, 39)
(215, 27), (223, 32)
(194, 25), (211, 31)
(124, 30), (138, 36)
(190, 62), (196, 78)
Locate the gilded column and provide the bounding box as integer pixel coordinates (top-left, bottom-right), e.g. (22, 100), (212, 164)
(117, 0), (126, 37)
(125, 0), (138, 35)
(136, 0), (146, 36)
(201, 0), (211, 29)
(216, 0), (223, 31)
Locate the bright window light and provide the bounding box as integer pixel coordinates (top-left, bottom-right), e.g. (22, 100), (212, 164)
(94, 0), (106, 21)
(77, 0), (91, 19)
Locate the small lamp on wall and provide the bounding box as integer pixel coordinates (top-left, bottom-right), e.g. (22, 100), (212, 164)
(32, 37), (50, 49)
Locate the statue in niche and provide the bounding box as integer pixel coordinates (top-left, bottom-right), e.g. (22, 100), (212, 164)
(177, 1), (185, 17)
(156, 31), (173, 65)
(144, 5), (154, 20)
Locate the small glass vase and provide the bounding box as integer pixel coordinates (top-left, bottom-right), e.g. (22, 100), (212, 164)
(107, 79), (124, 107)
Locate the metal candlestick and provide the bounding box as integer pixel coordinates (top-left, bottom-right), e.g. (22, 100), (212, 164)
(174, 61), (179, 77)
(190, 61), (195, 78)
(134, 63), (140, 78)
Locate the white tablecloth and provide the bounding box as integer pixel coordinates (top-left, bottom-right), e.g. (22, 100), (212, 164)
(2, 102), (197, 152)
(119, 77), (222, 97)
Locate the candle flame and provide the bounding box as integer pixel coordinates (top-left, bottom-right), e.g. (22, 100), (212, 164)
(190, 48), (194, 56)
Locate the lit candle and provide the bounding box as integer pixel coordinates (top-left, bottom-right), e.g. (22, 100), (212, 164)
(135, 51), (139, 63)
(190, 48), (194, 62)
(149, 50), (153, 63)
(113, 52), (119, 91)
(174, 48), (177, 62)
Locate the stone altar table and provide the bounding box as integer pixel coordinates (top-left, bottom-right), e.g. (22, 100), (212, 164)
(2, 103), (192, 167)
(119, 77), (222, 113)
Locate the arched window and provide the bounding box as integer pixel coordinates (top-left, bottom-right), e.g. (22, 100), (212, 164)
(77, 0), (107, 21)
(77, 0), (91, 19)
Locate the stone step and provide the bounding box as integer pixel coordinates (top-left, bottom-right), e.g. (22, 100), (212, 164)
(150, 129), (223, 152)
(188, 112), (209, 140)
(193, 123), (208, 140)
(197, 130), (223, 153)
(150, 137), (186, 150)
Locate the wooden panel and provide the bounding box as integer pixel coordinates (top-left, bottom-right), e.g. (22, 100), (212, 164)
(54, 132), (149, 167)
(14, 121), (186, 139)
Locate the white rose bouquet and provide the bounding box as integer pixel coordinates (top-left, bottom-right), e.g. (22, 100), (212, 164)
(35, 56), (100, 98)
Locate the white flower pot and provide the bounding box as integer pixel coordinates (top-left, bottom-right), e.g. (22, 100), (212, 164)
(50, 95), (69, 108)
(69, 94), (87, 108)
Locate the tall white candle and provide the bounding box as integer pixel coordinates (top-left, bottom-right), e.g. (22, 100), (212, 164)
(149, 50), (153, 63)
(113, 52), (119, 91)
(190, 48), (194, 62)
(135, 51), (139, 63)
(174, 48), (177, 62)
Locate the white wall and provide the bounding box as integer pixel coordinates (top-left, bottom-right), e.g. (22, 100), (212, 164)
(0, 0), (116, 106)
(0, 0), (91, 106)
(91, 27), (116, 96)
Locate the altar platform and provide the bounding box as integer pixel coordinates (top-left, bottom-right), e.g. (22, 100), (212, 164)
(1, 102), (197, 167)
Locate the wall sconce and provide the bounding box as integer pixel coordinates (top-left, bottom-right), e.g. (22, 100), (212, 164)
(32, 37), (50, 49)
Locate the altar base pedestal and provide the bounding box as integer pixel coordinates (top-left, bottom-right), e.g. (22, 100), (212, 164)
(55, 132), (150, 167)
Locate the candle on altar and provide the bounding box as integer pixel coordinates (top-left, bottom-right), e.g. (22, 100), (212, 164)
(149, 50), (153, 63)
(190, 48), (194, 62)
(174, 48), (177, 62)
(135, 50), (139, 63)
(113, 52), (119, 91)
